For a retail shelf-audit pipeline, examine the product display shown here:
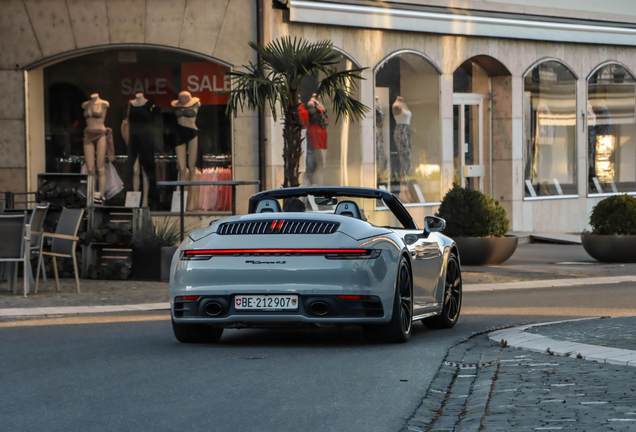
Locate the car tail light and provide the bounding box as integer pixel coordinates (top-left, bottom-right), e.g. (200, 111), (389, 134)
(175, 295), (200, 301)
(338, 295), (380, 300)
(181, 249), (381, 260)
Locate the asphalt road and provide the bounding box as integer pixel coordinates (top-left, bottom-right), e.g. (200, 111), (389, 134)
(2, 283), (636, 432)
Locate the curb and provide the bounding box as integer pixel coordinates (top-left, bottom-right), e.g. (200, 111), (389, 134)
(488, 317), (636, 367)
(0, 302), (170, 317)
(2, 275), (636, 317)
(463, 275), (636, 292)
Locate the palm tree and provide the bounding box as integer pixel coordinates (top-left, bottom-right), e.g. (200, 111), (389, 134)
(224, 36), (368, 188)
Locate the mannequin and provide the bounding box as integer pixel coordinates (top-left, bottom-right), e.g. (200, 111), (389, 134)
(127, 92), (156, 208)
(298, 98), (309, 185)
(81, 94), (114, 203)
(171, 91), (200, 209)
(375, 95), (387, 178)
(392, 96), (412, 201)
(306, 93), (328, 185)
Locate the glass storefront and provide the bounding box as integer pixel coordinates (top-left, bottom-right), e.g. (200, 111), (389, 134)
(44, 49), (232, 211)
(523, 61), (577, 197)
(587, 63), (636, 194)
(298, 52), (362, 190)
(375, 52), (442, 205)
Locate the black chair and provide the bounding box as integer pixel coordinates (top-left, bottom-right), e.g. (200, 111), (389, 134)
(28, 203), (50, 284)
(36, 208), (84, 294)
(0, 213), (30, 296)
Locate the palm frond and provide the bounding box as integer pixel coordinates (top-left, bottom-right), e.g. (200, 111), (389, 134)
(315, 67), (369, 122)
(222, 61), (287, 120)
(250, 37), (341, 90)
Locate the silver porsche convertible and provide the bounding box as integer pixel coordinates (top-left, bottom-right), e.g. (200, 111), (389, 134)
(169, 187), (462, 344)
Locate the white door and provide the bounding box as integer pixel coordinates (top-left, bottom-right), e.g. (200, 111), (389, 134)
(453, 94), (491, 193)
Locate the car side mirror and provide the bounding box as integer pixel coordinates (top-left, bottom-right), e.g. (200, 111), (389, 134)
(424, 216), (446, 235)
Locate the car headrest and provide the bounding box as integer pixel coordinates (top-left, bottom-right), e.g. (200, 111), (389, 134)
(255, 198), (281, 213)
(334, 200), (362, 219)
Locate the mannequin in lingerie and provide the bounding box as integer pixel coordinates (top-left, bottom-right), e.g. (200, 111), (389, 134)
(306, 93), (328, 185)
(392, 96), (413, 202)
(172, 91), (200, 182)
(82, 93), (114, 203)
(127, 92), (156, 208)
(171, 91), (200, 209)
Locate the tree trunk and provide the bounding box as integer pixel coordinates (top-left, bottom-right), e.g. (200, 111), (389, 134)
(282, 95), (304, 188)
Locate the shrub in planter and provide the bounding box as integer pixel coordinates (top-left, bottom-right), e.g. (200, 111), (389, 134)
(131, 218), (180, 280)
(435, 184), (516, 265)
(588, 194), (636, 235)
(582, 194), (636, 263)
(436, 184), (509, 237)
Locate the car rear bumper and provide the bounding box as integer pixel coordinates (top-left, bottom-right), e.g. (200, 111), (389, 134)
(171, 294), (391, 326)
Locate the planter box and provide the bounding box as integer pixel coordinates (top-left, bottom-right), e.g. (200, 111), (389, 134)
(453, 236), (519, 266)
(160, 246), (178, 281)
(131, 246), (161, 280)
(581, 234), (636, 263)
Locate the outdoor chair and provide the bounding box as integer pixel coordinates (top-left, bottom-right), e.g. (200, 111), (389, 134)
(35, 208), (84, 294)
(0, 213), (31, 297)
(28, 203), (49, 284)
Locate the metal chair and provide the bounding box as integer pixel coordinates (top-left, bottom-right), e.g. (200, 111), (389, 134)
(35, 208), (84, 294)
(28, 203), (49, 284)
(0, 213), (31, 297)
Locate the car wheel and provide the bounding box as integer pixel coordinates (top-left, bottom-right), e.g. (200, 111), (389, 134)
(424, 252), (462, 329)
(172, 318), (224, 343)
(364, 256), (413, 343)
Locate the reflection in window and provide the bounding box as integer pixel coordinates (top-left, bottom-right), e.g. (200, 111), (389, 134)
(375, 53), (441, 204)
(44, 49), (232, 211)
(298, 53), (362, 187)
(587, 64), (636, 194)
(523, 61), (577, 197)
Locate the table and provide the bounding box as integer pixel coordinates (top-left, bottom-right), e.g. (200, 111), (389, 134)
(157, 180), (260, 241)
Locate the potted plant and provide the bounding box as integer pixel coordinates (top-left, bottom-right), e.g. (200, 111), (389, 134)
(581, 194), (636, 263)
(131, 218), (181, 280)
(435, 184), (517, 265)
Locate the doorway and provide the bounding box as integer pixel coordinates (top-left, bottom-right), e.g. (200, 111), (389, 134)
(453, 93), (491, 192)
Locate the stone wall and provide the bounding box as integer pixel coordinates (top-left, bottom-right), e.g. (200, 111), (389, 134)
(0, 0), (258, 212)
(266, 7), (636, 232)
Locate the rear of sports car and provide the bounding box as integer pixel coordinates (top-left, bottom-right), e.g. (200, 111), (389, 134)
(169, 213), (402, 329)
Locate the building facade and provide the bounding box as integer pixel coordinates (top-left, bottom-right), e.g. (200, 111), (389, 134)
(2, 0), (636, 231)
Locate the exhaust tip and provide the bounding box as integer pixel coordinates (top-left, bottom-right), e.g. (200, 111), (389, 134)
(204, 302), (223, 316)
(309, 301), (330, 316)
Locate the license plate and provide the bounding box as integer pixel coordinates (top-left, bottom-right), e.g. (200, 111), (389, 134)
(234, 295), (298, 310)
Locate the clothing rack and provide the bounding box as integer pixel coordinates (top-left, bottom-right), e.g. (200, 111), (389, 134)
(57, 154), (231, 164)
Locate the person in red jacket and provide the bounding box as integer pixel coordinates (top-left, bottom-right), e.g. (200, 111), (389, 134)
(305, 94), (328, 185)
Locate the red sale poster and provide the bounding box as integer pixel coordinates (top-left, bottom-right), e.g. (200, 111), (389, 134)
(115, 66), (173, 107)
(181, 63), (230, 105)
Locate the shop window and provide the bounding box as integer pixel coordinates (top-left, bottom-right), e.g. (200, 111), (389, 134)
(44, 49), (232, 211)
(587, 63), (636, 194)
(297, 51), (362, 189)
(523, 60), (577, 197)
(374, 52), (441, 205)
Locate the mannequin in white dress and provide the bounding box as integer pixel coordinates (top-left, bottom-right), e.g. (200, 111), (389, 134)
(392, 96), (413, 201)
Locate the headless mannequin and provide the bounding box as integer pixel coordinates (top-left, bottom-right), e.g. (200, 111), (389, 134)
(129, 92), (152, 207)
(392, 96), (413, 202)
(81, 94), (109, 200)
(306, 93), (328, 185)
(172, 91), (200, 210)
(172, 92), (201, 181)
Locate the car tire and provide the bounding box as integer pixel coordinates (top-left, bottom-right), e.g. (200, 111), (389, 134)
(364, 256), (413, 343)
(424, 252), (462, 329)
(172, 318), (224, 343)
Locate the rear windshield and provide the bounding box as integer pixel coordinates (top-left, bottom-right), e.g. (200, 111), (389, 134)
(274, 195), (405, 229)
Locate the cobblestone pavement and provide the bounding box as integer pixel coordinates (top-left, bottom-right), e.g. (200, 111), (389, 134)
(526, 317), (636, 352)
(403, 333), (636, 432)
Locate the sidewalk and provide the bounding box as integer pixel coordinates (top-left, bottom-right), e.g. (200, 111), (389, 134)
(1, 242), (635, 316)
(403, 316), (636, 432)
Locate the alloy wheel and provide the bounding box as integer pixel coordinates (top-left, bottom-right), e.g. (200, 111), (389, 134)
(444, 257), (461, 322)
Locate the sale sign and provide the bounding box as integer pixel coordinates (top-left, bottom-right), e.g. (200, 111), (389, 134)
(181, 62), (230, 105)
(115, 66), (173, 107)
